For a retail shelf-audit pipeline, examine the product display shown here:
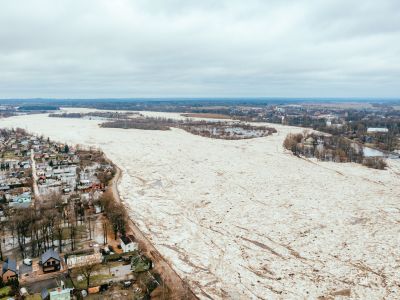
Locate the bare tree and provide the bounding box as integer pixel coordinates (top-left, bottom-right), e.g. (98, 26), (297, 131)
(0, 220), (4, 261)
(78, 262), (100, 289)
(102, 218), (108, 245)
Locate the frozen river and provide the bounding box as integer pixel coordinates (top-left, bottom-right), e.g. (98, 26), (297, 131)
(1, 110), (400, 299)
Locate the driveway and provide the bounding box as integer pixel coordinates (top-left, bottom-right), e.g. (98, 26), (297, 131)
(19, 263), (32, 276)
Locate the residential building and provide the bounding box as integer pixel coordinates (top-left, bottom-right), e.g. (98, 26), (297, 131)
(2, 257), (18, 283)
(40, 249), (61, 273)
(120, 235), (139, 253)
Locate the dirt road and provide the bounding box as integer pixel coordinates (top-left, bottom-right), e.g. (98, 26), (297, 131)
(110, 165), (198, 300)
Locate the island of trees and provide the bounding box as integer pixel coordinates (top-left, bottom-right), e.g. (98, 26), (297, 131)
(283, 131), (387, 169)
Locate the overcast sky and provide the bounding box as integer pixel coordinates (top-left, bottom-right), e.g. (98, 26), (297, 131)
(0, 0), (399, 98)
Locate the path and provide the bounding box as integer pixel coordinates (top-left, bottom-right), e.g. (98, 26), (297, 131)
(109, 164), (198, 300)
(30, 149), (40, 207)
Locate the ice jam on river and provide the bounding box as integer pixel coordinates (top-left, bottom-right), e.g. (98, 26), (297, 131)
(1, 109), (400, 299)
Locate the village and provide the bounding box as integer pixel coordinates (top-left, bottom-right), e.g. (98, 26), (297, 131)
(0, 128), (168, 299)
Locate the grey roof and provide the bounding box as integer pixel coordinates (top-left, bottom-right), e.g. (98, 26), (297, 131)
(41, 288), (49, 300)
(120, 235), (133, 245)
(0, 185), (10, 190)
(2, 257), (17, 274)
(41, 249), (60, 263)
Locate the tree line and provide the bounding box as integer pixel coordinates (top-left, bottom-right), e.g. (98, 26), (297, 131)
(283, 131), (387, 169)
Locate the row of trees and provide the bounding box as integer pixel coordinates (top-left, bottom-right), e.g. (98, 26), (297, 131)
(49, 111), (135, 119)
(1, 189), (128, 260)
(1, 193), (87, 259)
(97, 191), (127, 240)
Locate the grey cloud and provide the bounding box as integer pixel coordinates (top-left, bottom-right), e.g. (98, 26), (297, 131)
(0, 0), (399, 98)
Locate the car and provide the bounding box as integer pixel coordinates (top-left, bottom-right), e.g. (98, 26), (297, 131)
(23, 258), (32, 266)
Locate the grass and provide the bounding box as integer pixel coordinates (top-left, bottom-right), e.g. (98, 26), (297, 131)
(2, 152), (17, 159)
(58, 224), (88, 240)
(25, 294), (42, 300)
(91, 274), (113, 285)
(70, 273), (113, 289)
(0, 286), (12, 299)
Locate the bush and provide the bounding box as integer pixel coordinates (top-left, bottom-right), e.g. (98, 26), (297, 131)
(362, 157), (387, 170)
(283, 133), (303, 155)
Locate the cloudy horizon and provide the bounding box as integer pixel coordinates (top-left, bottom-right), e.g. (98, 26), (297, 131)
(1, 0), (399, 98)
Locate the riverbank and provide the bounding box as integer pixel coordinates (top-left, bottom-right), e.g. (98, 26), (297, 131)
(109, 162), (198, 300)
(1, 112), (400, 299)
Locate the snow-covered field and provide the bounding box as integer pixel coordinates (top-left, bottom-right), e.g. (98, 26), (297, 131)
(1, 110), (400, 299)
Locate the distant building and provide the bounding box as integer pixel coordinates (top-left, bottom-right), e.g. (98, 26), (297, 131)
(367, 128), (389, 133)
(41, 249), (61, 273)
(2, 257), (18, 283)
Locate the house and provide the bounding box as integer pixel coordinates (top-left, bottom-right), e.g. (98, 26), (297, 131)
(20, 160), (31, 169)
(367, 127), (389, 133)
(49, 287), (73, 300)
(66, 247), (102, 269)
(9, 192), (32, 208)
(0, 184), (10, 191)
(2, 257), (18, 283)
(42, 282), (73, 300)
(2, 159), (19, 170)
(303, 137), (315, 147)
(120, 235), (139, 253)
(40, 249), (61, 273)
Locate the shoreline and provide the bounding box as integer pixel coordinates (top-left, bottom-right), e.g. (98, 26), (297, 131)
(109, 162), (198, 300)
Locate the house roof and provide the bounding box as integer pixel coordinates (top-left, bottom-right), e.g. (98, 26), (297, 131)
(41, 249), (61, 263)
(49, 288), (73, 297)
(367, 127), (389, 133)
(2, 257), (17, 274)
(120, 235), (134, 245)
(41, 288), (49, 299)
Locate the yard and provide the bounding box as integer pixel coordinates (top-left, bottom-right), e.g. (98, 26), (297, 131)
(0, 286), (12, 299)
(69, 273), (113, 290)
